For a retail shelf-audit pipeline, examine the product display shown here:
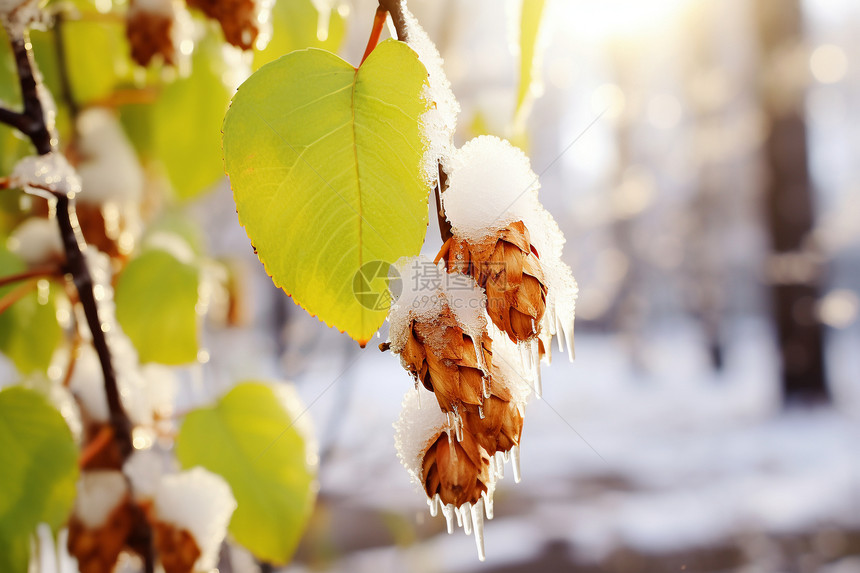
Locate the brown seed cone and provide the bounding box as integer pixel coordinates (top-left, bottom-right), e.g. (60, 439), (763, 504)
(461, 380), (524, 455)
(126, 5), (176, 67)
(152, 521), (202, 573)
(422, 428), (491, 507)
(185, 0), (258, 50)
(67, 498), (135, 573)
(400, 306), (492, 413)
(435, 221), (547, 343)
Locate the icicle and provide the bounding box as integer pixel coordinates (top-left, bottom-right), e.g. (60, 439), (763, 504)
(472, 330), (486, 373)
(428, 494), (440, 517)
(478, 405), (485, 419)
(564, 319), (575, 361)
(511, 444), (522, 483)
(488, 455), (497, 480)
(482, 487), (494, 520)
(471, 499), (486, 561)
(530, 339), (542, 397)
(556, 315), (566, 354)
(462, 502), (473, 535)
(482, 376), (490, 399)
(495, 451), (505, 479)
(453, 406), (464, 442)
(502, 450), (510, 464)
(415, 381), (421, 407)
(455, 504), (464, 527)
(442, 503), (455, 534)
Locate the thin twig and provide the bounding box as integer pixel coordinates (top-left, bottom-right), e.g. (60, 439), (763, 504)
(0, 279), (38, 314)
(377, 0), (408, 41)
(360, 7), (388, 65)
(0, 265), (60, 288)
(0, 26), (133, 460)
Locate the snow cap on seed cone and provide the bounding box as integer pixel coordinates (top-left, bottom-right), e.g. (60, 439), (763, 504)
(441, 135), (578, 357)
(67, 471), (135, 573)
(152, 467), (237, 573)
(388, 255), (493, 415)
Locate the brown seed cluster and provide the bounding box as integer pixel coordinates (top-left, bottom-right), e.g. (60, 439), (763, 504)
(66, 470), (204, 573)
(126, 3), (176, 67)
(67, 499), (135, 573)
(436, 221), (547, 342)
(153, 522), (203, 573)
(185, 0), (259, 50)
(393, 216), (552, 512)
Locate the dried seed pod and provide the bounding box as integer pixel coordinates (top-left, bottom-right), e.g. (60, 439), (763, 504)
(422, 428), (491, 507)
(126, 0), (176, 67)
(185, 0), (258, 50)
(461, 385), (523, 455)
(67, 472), (134, 573)
(436, 220), (546, 343)
(399, 305), (492, 413)
(152, 522), (202, 573)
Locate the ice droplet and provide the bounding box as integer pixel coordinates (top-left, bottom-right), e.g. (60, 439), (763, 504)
(471, 499), (486, 561)
(428, 494), (439, 517)
(482, 487), (495, 520)
(511, 445), (522, 483)
(462, 502), (472, 535)
(442, 503), (455, 534)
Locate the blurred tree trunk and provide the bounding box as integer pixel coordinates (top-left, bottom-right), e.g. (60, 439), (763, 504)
(753, 0), (828, 403)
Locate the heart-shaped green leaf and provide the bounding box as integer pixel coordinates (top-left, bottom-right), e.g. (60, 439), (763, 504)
(175, 381), (316, 565)
(0, 386), (79, 573)
(223, 40), (430, 345)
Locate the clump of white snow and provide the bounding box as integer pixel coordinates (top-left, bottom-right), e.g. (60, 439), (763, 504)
(7, 217), (63, 266)
(76, 108), (144, 206)
(153, 467), (237, 571)
(73, 470), (129, 528)
(10, 152), (81, 199)
(400, 2), (460, 185)
(441, 135), (578, 359)
(123, 448), (165, 500)
(0, 0), (41, 32)
(393, 385), (448, 489)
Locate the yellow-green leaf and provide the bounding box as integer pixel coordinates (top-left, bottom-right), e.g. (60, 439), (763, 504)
(253, 0), (345, 71)
(0, 386), (79, 573)
(516, 0), (547, 122)
(223, 40), (430, 345)
(115, 249), (199, 364)
(175, 382), (316, 564)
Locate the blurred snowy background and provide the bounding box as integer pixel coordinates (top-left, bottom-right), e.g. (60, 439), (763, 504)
(189, 0), (860, 571)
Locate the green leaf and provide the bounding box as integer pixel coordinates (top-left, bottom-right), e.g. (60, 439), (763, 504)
(0, 386), (79, 573)
(60, 19), (131, 106)
(115, 249), (199, 364)
(515, 0), (547, 121)
(175, 382), (316, 564)
(223, 40), (430, 345)
(253, 0), (345, 71)
(152, 37), (233, 199)
(0, 248), (63, 374)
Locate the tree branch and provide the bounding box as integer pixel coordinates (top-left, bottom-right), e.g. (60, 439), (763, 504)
(377, 0), (408, 41)
(0, 25), (133, 459)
